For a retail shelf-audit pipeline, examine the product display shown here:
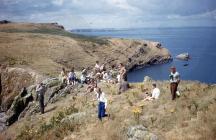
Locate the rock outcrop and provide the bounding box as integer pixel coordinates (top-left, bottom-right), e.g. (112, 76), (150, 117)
(127, 125), (158, 140)
(0, 67), (44, 111)
(143, 76), (153, 82)
(0, 22), (172, 75)
(176, 53), (190, 61)
(6, 88), (33, 125)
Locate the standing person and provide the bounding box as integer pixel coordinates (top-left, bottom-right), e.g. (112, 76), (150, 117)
(36, 83), (46, 114)
(68, 68), (76, 85)
(169, 66), (180, 100)
(59, 67), (67, 84)
(119, 63), (127, 82)
(95, 88), (108, 121)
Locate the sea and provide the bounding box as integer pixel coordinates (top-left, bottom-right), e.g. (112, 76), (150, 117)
(72, 27), (216, 84)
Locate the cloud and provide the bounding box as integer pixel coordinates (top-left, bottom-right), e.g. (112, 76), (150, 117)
(52, 0), (64, 6)
(0, 0), (215, 29)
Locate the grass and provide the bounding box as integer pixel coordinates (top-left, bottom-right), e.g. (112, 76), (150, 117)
(2, 81), (216, 140)
(0, 28), (108, 45)
(16, 105), (79, 140)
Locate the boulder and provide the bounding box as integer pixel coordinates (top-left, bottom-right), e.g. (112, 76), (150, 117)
(127, 125), (158, 140)
(119, 81), (129, 94)
(42, 78), (60, 88)
(176, 53), (190, 61)
(143, 76), (152, 82)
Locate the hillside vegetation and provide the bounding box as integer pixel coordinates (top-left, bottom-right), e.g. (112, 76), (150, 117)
(0, 22), (171, 76)
(1, 22), (215, 140)
(1, 77), (216, 140)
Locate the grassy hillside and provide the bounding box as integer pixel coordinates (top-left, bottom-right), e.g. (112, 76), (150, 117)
(0, 22), (171, 76)
(1, 80), (215, 140)
(0, 23), (107, 45)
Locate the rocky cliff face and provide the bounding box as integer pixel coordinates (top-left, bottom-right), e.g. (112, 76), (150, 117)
(0, 67), (44, 111)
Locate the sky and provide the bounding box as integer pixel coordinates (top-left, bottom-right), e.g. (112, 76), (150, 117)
(0, 0), (216, 29)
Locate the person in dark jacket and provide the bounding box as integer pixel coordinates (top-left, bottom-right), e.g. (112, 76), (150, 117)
(36, 83), (46, 114)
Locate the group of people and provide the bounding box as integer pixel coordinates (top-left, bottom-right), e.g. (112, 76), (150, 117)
(35, 61), (180, 121)
(59, 67), (77, 85)
(143, 66), (180, 101)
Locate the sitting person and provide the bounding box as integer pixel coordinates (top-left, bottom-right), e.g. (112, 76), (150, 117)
(59, 67), (67, 84)
(102, 71), (112, 83)
(144, 83), (160, 101)
(68, 68), (76, 85)
(86, 78), (97, 93)
(99, 63), (106, 72)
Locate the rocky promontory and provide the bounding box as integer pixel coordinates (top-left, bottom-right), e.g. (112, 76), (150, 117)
(0, 22), (171, 75)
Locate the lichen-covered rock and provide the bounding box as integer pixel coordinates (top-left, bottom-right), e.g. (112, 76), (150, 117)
(6, 89), (33, 125)
(127, 125), (158, 140)
(0, 67), (44, 111)
(42, 78), (60, 88)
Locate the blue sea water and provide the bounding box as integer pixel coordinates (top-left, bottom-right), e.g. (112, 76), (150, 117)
(72, 27), (216, 84)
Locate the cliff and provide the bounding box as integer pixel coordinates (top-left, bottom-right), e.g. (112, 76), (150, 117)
(0, 22), (171, 75)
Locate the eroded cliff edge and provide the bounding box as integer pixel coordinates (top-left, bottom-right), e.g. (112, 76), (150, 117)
(0, 22), (171, 75)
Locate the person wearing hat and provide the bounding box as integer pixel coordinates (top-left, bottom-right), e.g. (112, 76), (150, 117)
(169, 66), (180, 100)
(36, 83), (46, 114)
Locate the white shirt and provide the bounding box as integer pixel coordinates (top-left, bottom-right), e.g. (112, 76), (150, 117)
(117, 74), (121, 82)
(80, 74), (86, 81)
(103, 73), (111, 80)
(95, 64), (100, 69)
(151, 88), (160, 99)
(96, 92), (107, 108)
(170, 72), (180, 83)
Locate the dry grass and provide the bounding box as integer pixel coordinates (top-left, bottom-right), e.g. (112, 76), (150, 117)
(0, 22), (170, 76)
(1, 81), (216, 140)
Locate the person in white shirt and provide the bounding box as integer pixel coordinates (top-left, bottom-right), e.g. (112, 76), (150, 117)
(144, 83), (160, 101)
(95, 88), (108, 120)
(151, 83), (160, 99)
(102, 71), (112, 83)
(169, 66), (180, 100)
(95, 61), (100, 72)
